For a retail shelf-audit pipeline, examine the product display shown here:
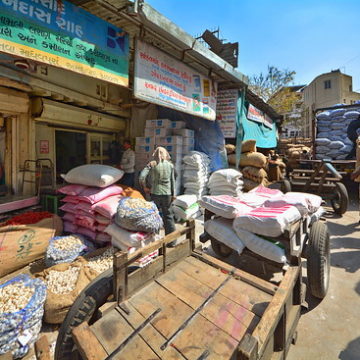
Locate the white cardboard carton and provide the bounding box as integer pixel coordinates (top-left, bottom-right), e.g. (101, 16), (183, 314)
(173, 128), (194, 137)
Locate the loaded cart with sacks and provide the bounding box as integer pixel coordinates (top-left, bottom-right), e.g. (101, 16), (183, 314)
(54, 220), (313, 359)
(199, 186), (330, 301)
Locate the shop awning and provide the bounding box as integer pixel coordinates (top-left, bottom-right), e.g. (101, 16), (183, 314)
(242, 117), (278, 149)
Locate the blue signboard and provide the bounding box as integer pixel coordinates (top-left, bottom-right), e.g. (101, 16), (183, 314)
(0, 0), (129, 85)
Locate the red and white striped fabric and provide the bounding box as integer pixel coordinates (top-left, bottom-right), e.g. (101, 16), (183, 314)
(233, 205), (301, 237)
(199, 195), (253, 219)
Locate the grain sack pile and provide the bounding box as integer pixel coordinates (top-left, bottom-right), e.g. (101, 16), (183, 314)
(0, 275), (46, 358)
(238, 140), (269, 191)
(105, 197), (161, 266)
(315, 105), (360, 160)
(208, 169), (243, 196)
(286, 144), (311, 169)
(171, 195), (200, 221)
(182, 151), (211, 199)
(201, 186), (322, 264)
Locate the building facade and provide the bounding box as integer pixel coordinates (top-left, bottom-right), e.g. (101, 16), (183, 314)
(303, 70), (360, 137)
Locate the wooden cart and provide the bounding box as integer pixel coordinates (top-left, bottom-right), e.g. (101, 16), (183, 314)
(55, 220), (309, 360)
(288, 159), (349, 215)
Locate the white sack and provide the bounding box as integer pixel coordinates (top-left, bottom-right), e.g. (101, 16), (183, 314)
(233, 205), (301, 237)
(233, 227), (286, 263)
(105, 223), (153, 247)
(205, 217), (245, 254)
(61, 165), (124, 187)
(173, 195), (198, 209)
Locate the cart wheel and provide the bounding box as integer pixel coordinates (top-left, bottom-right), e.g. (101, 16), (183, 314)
(307, 221), (330, 299)
(281, 179), (292, 193)
(211, 238), (233, 258)
(331, 182), (348, 215)
(55, 269), (114, 360)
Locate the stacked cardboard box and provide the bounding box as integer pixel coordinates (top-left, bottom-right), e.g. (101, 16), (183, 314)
(135, 119), (195, 195)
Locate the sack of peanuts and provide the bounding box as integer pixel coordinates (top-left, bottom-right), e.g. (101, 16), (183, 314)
(242, 166), (268, 184)
(241, 139), (257, 153)
(0, 274), (46, 358)
(0, 215), (63, 277)
(45, 235), (95, 267)
(115, 197), (163, 233)
(240, 152), (267, 168)
(82, 247), (115, 276)
(36, 258), (94, 324)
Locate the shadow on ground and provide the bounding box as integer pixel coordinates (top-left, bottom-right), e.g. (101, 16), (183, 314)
(339, 337), (360, 360)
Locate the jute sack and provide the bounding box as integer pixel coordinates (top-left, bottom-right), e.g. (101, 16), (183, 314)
(242, 166), (268, 184)
(228, 153), (237, 166)
(243, 178), (260, 191)
(225, 144), (236, 154)
(240, 152), (267, 168)
(36, 258), (96, 324)
(241, 140), (257, 153)
(0, 216), (63, 277)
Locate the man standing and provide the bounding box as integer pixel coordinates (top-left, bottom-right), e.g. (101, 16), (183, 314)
(139, 147), (176, 240)
(119, 139), (135, 187)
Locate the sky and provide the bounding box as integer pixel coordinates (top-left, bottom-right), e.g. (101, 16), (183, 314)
(147, 0), (360, 91)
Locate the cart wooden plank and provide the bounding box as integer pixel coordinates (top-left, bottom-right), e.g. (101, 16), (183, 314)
(156, 264), (259, 341)
(116, 302), (186, 360)
(128, 281), (238, 359)
(90, 307), (160, 360)
(184, 257), (272, 317)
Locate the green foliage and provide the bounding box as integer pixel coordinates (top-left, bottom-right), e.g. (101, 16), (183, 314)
(249, 65), (296, 101)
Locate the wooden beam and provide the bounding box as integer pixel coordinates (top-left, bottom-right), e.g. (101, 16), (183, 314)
(72, 322), (108, 360)
(0, 76), (32, 92)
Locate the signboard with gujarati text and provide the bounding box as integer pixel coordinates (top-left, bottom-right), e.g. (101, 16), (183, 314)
(0, 0), (129, 86)
(216, 88), (238, 138)
(134, 39), (217, 121)
(247, 103), (274, 129)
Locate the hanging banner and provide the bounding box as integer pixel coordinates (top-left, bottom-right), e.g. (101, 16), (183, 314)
(247, 104), (274, 129)
(134, 39), (217, 121)
(0, 0), (129, 86)
(216, 89), (238, 138)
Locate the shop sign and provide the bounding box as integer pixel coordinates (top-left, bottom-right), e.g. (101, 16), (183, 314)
(0, 0), (129, 86)
(216, 89), (238, 138)
(247, 104), (273, 129)
(134, 39), (217, 121)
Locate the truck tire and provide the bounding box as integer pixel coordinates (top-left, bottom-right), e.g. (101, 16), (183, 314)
(307, 221), (330, 299)
(55, 269), (114, 360)
(331, 182), (348, 215)
(211, 238), (233, 258)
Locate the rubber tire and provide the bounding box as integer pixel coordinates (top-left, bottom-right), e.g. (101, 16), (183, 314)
(307, 221), (330, 299)
(281, 179), (292, 193)
(54, 269), (113, 360)
(210, 238), (233, 258)
(331, 182), (348, 215)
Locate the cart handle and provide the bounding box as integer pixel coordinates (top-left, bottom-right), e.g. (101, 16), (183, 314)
(322, 160), (342, 180)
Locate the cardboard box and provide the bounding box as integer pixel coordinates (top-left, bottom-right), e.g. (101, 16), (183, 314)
(161, 144), (182, 154)
(183, 145), (195, 154)
(136, 137), (155, 146)
(182, 137), (195, 146)
(146, 119), (172, 128)
(135, 145), (153, 153)
(156, 136), (183, 146)
(170, 121), (186, 129)
(135, 152), (151, 162)
(173, 128), (194, 137)
(146, 128), (172, 137)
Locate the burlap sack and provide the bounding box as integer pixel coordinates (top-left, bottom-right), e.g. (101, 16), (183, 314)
(243, 178), (260, 191)
(240, 152), (267, 168)
(241, 140), (257, 153)
(225, 144), (236, 154)
(0, 216), (63, 277)
(36, 258), (95, 324)
(242, 166), (268, 184)
(228, 153), (237, 166)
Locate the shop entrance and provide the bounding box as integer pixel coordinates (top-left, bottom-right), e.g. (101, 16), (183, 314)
(55, 130), (86, 178)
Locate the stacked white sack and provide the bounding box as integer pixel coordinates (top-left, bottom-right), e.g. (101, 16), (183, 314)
(315, 106), (360, 160)
(208, 169), (243, 196)
(172, 195), (200, 221)
(183, 151), (210, 199)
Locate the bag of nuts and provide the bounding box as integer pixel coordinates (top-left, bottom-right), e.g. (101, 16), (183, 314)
(35, 258), (94, 324)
